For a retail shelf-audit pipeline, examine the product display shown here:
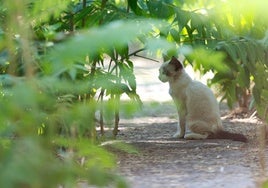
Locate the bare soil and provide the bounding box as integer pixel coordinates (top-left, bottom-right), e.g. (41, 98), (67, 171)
(112, 105), (267, 188)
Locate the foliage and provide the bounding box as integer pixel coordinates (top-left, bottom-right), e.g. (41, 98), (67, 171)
(1, 0), (268, 187)
(0, 79), (127, 187)
(0, 0), (142, 187)
(127, 0), (268, 116)
(0, 0), (174, 187)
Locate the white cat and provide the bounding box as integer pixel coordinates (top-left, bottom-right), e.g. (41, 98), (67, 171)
(158, 56), (247, 142)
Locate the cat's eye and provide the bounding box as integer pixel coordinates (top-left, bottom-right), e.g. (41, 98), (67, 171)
(162, 68), (170, 76)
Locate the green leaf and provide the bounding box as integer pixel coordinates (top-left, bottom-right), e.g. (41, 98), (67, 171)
(145, 37), (177, 56)
(116, 45), (129, 59)
(225, 81), (237, 108)
(128, 0), (143, 15)
(68, 67), (77, 80)
(253, 85), (261, 104)
(261, 89), (268, 101)
(244, 41), (257, 71)
(126, 60), (134, 70)
(189, 48), (229, 73)
(30, 0), (70, 23)
(170, 28), (180, 42)
(256, 104), (268, 121)
(223, 43), (238, 63)
(47, 19), (165, 74)
(119, 61), (137, 92)
(176, 9), (190, 32)
(236, 66), (250, 88)
(190, 12), (204, 30)
(211, 72), (232, 85)
(147, 0), (175, 19)
(234, 42), (247, 65)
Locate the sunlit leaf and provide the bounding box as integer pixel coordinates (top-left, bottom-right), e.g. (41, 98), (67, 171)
(48, 19), (167, 74)
(145, 37), (177, 57)
(176, 9), (191, 33)
(189, 48), (229, 73)
(30, 0), (71, 24)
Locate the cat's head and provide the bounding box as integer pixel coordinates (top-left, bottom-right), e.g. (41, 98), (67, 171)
(158, 56), (184, 82)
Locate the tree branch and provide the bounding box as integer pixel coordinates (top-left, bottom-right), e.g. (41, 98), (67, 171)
(128, 48), (159, 62)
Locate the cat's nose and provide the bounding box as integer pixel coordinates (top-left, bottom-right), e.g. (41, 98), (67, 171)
(158, 75), (164, 82)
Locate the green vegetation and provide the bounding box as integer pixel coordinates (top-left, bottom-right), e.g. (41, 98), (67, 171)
(0, 0), (268, 187)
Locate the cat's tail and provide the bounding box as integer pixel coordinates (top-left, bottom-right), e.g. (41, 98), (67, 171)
(208, 130), (248, 142)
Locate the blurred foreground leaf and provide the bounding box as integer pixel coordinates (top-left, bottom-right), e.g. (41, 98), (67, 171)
(47, 19), (167, 75)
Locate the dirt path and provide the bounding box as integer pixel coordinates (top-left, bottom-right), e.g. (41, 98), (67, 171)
(114, 110), (266, 188)
(111, 57), (268, 188)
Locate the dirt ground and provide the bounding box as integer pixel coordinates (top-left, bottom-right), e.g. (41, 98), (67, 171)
(113, 103), (267, 188)
(109, 57), (268, 188)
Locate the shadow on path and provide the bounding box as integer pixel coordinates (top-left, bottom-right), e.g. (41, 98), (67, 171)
(111, 109), (266, 188)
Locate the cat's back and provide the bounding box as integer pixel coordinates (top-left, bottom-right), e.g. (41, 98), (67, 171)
(185, 80), (219, 112)
(185, 80), (222, 129)
(187, 80), (215, 99)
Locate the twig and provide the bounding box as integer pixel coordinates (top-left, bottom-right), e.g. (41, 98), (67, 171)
(128, 48), (159, 62)
(128, 48), (145, 56)
(249, 110), (257, 119)
(134, 54), (159, 62)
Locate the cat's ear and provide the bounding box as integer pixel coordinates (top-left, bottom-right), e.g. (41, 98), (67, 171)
(169, 56), (183, 71)
(162, 54), (169, 62)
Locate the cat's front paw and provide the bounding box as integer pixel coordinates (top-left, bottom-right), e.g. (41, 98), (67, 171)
(173, 132), (184, 139)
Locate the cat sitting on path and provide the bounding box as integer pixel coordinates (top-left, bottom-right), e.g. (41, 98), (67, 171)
(158, 56), (247, 142)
